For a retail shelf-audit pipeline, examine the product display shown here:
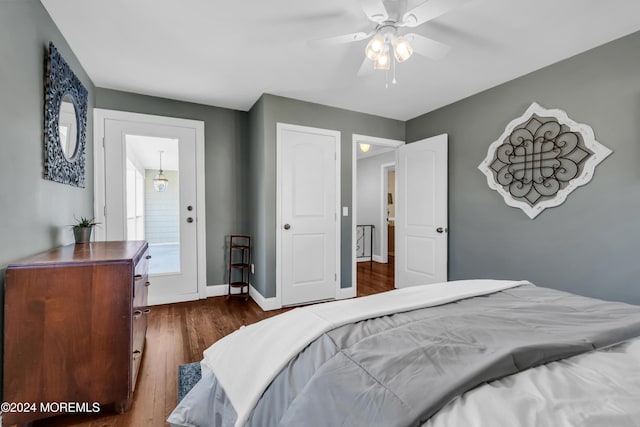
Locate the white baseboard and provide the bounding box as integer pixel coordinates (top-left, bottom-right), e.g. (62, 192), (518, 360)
(336, 286), (356, 300)
(150, 284), (352, 310)
(250, 285), (281, 311)
(357, 255), (387, 263)
(205, 284), (229, 297)
(206, 284), (253, 297)
(148, 284), (229, 306)
(140, 284), (262, 306)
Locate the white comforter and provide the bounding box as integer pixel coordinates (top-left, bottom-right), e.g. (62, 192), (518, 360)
(425, 337), (640, 426)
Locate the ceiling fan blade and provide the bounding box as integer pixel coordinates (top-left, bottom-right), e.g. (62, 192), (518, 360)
(402, 0), (470, 27)
(405, 33), (451, 60)
(309, 31), (371, 47)
(361, 0), (389, 23)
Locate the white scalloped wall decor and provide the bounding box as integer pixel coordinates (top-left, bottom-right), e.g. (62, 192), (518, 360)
(478, 102), (611, 219)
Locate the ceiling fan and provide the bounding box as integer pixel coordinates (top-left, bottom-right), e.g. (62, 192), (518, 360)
(316, 0), (469, 80)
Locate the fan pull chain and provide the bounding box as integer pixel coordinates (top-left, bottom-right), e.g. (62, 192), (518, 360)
(385, 54), (398, 88)
(392, 54), (397, 85)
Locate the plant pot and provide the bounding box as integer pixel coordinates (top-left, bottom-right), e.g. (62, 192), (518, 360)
(73, 226), (93, 244)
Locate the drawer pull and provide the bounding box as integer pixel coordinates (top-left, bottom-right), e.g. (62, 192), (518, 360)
(146, 255), (152, 260)
(134, 274), (143, 280)
(133, 350), (141, 360)
(143, 308), (151, 315)
(145, 281), (151, 287)
(133, 310), (142, 319)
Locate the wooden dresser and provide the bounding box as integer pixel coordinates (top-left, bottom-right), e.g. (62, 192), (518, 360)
(3, 241), (150, 426)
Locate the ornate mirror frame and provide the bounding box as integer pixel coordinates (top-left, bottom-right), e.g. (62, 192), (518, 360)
(478, 102), (612, 219)
(44, 42), (88, 187)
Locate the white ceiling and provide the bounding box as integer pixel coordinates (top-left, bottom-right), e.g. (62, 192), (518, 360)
(41, 0), (640, 121)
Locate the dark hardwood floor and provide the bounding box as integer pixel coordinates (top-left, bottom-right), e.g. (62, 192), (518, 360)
(357, 255), (395, 297)
(34, 260), (394, 427)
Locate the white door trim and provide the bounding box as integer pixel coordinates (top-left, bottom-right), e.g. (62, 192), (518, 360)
(351, 134), (405, 297)
(276, 122), (341, 308)
(379, 162), (395, 264)
(93, 108), (207, 301)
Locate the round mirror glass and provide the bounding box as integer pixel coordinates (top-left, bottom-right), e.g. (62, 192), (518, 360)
(58, 94), (78, 159)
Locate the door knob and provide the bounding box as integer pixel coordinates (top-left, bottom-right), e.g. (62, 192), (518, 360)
(187, 205), (193, 211)
(187, 217), (194, 223)
(436, 227), (447, 233)
(284, 224), (291, 230)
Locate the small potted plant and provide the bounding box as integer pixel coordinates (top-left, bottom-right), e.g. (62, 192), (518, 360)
(71, 216), (99, 244)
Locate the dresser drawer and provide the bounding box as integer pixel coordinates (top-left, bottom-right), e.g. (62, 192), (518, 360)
(133, 249), (150, 307)
(135, 249), (151, 277)
(132, 306), (148, 391)
(133, 273), (149, 308)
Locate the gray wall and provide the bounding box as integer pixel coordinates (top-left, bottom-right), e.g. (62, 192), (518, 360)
(246, 96), (266, 293)
(406, 30), (640, 305)
(248, 94), (405, 298)
(0, 0), (96, 394)
(95, 89), (249, 286)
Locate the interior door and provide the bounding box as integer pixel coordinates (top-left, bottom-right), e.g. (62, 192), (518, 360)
(101, 118), (200, 305)
(278, 123), (340, 306)
(395, 134), (448, 288)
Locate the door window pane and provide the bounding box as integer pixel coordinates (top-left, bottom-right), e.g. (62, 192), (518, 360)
(126, 135), (180, 274)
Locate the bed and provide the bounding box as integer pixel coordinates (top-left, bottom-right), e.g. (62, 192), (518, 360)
(168, 280), (640, 427)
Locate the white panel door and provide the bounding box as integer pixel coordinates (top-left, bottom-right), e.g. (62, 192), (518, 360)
(278, 123), (340, 306)
(395, 134), (448, 288)
(101, 118), (201, 305)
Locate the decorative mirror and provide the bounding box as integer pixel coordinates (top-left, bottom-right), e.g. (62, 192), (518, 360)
(44, 42), (88, 187)
(478, 102), (611, 219)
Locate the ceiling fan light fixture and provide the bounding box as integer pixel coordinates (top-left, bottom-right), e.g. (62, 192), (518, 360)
(373, 48), (391, 70)
(392, 36), (413, 62)
(365, 34), (385, 60)
(359, 143), (371, 153)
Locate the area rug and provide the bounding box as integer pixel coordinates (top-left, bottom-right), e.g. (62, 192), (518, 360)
(178, 361), (202, 403)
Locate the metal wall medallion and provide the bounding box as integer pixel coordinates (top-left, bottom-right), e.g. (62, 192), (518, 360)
(44, 42), (88, 187)
(478, 102), (611, 219)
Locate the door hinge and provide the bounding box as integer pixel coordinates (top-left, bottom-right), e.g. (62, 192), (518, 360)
(335, 273), (337, 281)
(102, 137), (105, 148)
(104, 205), (107, 216)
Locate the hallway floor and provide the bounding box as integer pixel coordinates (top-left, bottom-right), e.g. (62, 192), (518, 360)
(357, 256), (395, 297)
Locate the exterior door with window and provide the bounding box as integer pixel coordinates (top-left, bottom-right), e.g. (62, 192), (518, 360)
(95, 110), (205, 305)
